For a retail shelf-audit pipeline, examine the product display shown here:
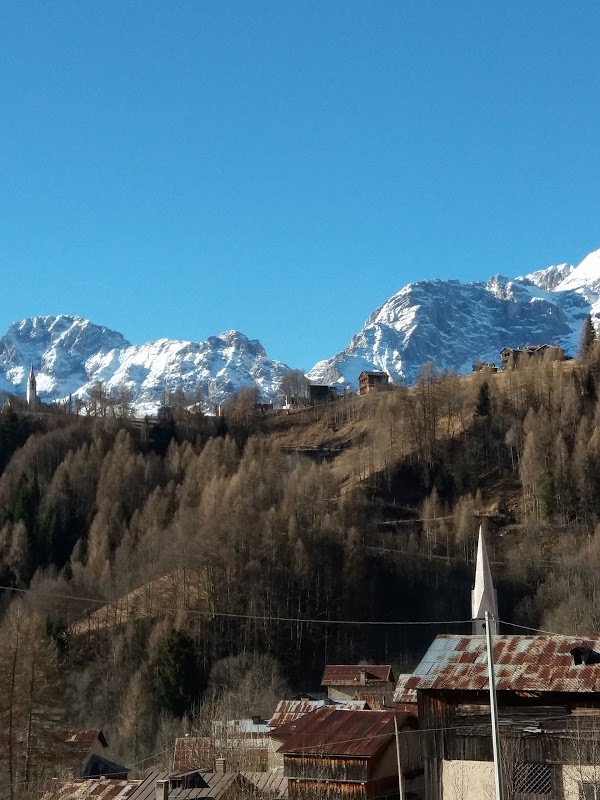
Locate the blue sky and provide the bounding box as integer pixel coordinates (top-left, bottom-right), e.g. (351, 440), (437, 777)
(1, 1), (599, 370)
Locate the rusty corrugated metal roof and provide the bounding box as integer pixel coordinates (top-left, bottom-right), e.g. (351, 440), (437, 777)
(277, 708), (416, 757)
(269, 700), (327, 728)
(393, 674), (418, 706)
(410, 635), (600, 694)
(321, 665), (393, 686)
(63, 729), (108, 752)
(172, 738), (214, 771)
(40, 778), (140, 800)
(269, 700), (367, 729)
(351, 691), (394, 710)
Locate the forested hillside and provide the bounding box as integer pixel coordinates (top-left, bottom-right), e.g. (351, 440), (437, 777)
(3, 343), (600, 777)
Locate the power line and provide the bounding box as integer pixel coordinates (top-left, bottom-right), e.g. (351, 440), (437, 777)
(0, 583), (471, 627)
(498, 619), (579, 636)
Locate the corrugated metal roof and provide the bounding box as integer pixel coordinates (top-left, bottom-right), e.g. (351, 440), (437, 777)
(269, 700), (367, 729)
(321, 665), (393, 686)
(277, 708), (416, 758)
(64, 729), (107, 750)
(351, 692), (394, 710)
(40, 778), (140, 800)
(410, 635), (600, 693)
(241, 771), (288, 798)
(269, 700), (327, 728)
(172, 738), (214, 771)
(393, 674), (418, 706)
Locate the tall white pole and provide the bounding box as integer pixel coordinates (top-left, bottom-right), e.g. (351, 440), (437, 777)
(394, 715), (405, 800)
(485, 610), (503, 800)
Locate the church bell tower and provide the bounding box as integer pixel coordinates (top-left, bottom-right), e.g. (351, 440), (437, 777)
(26, 365), (37, 410)
(471, 522), (498, 634)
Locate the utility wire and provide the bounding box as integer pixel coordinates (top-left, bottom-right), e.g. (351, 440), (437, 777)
(498, 619), (584, 636)
(0, 583), (471, 627)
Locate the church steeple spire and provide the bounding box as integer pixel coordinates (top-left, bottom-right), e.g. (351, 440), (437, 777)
(471, 522), (498, 635)
(26, 364), (37, 410)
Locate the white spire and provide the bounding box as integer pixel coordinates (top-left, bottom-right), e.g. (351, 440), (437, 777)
(471, 523), (498, 635)
(26, 364), (37, 410)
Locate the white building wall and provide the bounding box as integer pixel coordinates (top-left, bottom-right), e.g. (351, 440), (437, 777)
(327, 686), (357, 701)
(562, 764), (600, 800)
(442, 759), (494, 800)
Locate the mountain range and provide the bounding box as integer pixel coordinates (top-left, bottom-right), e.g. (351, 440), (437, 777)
(2, 248), (600, 414)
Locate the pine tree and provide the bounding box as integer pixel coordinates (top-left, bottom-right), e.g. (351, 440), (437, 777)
(155, 629), (200, 717)
(475, 381), (491, 416)
(579, 314), (596, 357)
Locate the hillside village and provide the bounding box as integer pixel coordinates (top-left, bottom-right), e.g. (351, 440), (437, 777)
(9, 527), (600, 800)
(2, 322), (600, 800)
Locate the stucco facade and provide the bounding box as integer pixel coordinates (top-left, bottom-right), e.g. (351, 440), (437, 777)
(442, 760), (494, 800)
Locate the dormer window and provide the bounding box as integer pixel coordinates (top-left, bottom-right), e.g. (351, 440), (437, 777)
(570, 646), (600, 666)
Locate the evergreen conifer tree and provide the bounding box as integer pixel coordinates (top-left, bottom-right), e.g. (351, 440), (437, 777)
(579, 314), (596, 356)
(475, 381), (491, 416)
(155, 629), (200, 717)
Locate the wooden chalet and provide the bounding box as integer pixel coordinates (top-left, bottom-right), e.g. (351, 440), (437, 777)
(500, 344), (565, 370)
(406, 634), (600, 800)
(471, 362), (497, 374)
(358, 372), (390, 395)
(308, 384), (338, 406)
(277, 708), (421, 800)
(321, 665), (395, 702)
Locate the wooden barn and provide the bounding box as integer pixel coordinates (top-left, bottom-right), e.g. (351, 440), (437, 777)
(358, 372), (390, 395)
(321, 665), (395, 702)
(406, 634), (600, 800)
(277, 707), (421, 800)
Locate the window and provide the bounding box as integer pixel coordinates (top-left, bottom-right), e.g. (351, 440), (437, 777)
(580, 783), (600, 800)
(513, 763), (552, 795)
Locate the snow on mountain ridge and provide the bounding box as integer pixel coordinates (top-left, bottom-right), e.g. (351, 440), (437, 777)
(0, 316), (291, 413)
(308, 249), (600, 389)
(4, 247), (600, 411)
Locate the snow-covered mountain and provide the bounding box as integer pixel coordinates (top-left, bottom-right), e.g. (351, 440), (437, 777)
(308, 249), (600, 388)
(4, 249), (600, 412)
(0, 316), (291, 415)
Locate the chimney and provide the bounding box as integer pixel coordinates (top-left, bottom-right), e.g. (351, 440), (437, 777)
(359, 669), (367, 686)
(155, 779), (169, 800)
(215, 757), (226, 772)
(252, 715), (261, 725)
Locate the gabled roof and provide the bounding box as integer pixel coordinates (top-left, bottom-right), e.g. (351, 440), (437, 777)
(63, 729), (108, 752)
(127, 771), (253, 800)
(406, 634), (600, 694)
(322, 664), (394, 686)
(358, 371), (388, 379)
(83, 753), (129, 778)
(277, 708), (416, 758)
